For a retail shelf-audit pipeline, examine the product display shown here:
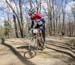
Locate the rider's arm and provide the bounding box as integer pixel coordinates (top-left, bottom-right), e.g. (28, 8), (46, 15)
(41, 18), (45, 24)
(29, 20), (34, 31)
(31, 20), (34, 29)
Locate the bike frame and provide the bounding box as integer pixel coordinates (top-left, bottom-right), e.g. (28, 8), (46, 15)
(24, 28), (44, 59)
(33, 29), (44, 50)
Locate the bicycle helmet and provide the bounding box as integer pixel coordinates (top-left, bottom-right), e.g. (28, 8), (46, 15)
(28, 8), (36, 15)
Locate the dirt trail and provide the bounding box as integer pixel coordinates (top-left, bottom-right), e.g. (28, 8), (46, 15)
(0, 37), (75, 65)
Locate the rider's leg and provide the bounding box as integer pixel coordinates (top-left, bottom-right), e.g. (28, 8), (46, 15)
(41, 25), (46, 49)
(41, 26), (45, 45)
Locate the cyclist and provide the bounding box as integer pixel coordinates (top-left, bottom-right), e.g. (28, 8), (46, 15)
(28, 8), (46, 49)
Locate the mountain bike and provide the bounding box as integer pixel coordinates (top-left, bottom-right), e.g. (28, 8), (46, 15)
(24, 28), (44, 59)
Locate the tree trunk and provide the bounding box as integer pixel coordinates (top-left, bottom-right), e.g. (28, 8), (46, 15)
(29, 0), (32, 8)
(19, 0), (24, 38)
(6, 0), (24, 38)
(13, 14), (19, 38)
(47, 0), (52, 35)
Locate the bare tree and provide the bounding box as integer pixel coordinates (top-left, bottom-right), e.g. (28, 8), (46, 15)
(46, 0), (52, 35)
(13, 14), (19, 38)
(19, 0), (24, 37)
(29, 0), (32, 8)
(71, 3), (75, 36)
(6, 0), (24, 38)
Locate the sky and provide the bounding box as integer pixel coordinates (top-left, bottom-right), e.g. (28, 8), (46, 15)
(0, 0), (75, 26)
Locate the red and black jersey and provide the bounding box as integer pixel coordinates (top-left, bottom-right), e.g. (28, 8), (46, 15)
(31, 13), (43, 20)
(30, 13), (45, 29)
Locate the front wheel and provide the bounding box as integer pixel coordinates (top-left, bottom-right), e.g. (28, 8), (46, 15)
(24, 46), (36, 59)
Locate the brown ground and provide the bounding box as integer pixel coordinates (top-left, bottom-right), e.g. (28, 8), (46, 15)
(0, 36), (75, 65)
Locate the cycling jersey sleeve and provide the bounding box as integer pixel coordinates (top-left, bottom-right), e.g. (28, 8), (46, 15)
(41, 18), (45, 24)
(30, 20), (34, 28)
